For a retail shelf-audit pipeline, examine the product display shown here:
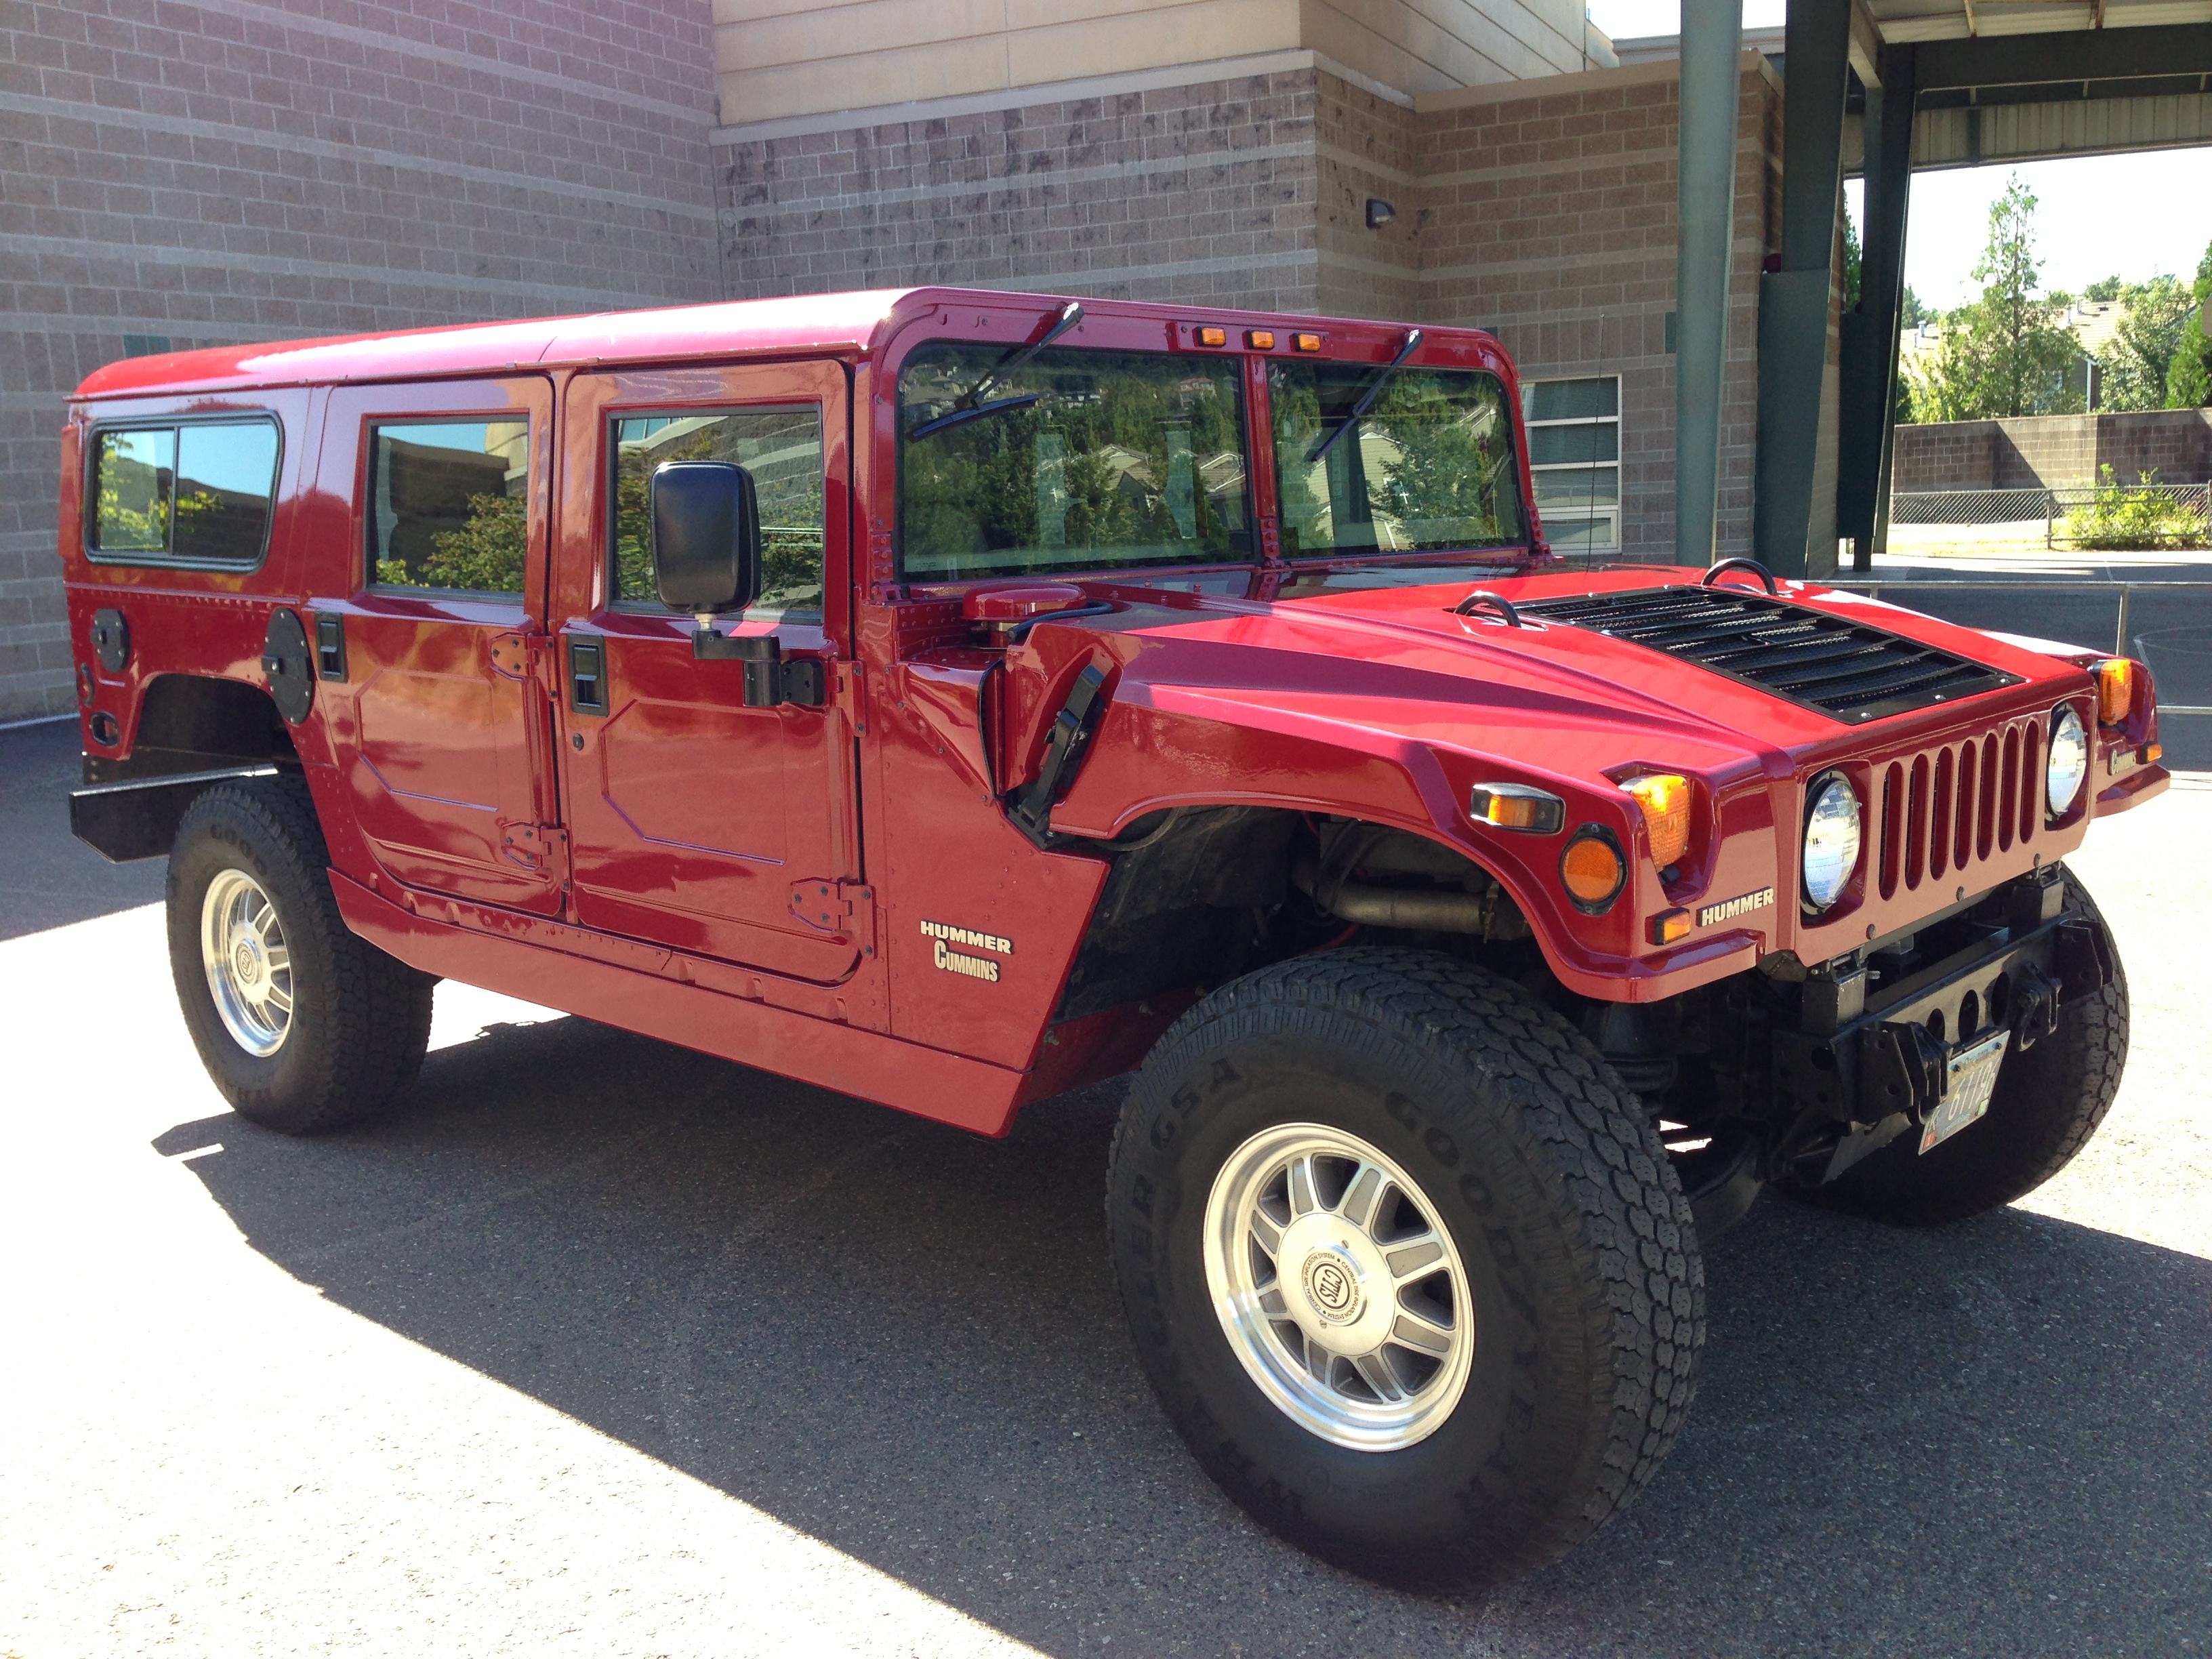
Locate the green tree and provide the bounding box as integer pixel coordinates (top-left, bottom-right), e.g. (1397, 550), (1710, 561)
(2167, 238), (2212, 408)
(377, 491), (527, 591)
(1899, 285), (1930, 329)
(1906, 176), (2082, 420)
(2096, 274), (2197, 413)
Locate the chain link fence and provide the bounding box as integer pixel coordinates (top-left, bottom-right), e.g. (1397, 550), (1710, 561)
(1889, 489), (2052, 527)
(1885, 484), (2209, 548)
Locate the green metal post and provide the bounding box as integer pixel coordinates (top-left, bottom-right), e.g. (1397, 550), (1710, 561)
(1753, 0), (1853, 577)
(1676, 0), (1745, 568)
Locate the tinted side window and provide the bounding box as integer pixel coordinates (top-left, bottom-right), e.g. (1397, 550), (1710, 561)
(611, 408), (825, 621)
(368, 420), (530, 594)
(89, 419), (279, 566)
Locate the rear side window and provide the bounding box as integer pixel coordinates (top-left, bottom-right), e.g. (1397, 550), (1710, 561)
(89, 419), (280, 567)
(367, 419), (530, 594)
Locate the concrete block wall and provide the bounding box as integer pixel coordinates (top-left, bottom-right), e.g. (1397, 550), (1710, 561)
(1, 0), (722, 723)
(714, 70), (1325, 312)
(1412, 56), (1784, 563)
(1894, 410), (2212, 492)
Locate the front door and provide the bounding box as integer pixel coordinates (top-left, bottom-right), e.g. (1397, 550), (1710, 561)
(314, 377), (562, 915)
(552, 361), (860, 983)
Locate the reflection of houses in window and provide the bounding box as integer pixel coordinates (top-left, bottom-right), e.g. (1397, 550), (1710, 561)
(1521, 377), (1620, 554)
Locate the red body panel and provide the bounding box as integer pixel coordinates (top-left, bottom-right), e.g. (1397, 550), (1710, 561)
(61, 287), (2168, 1136)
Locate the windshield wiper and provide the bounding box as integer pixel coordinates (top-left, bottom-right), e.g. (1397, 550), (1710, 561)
(1305, 327), (1423, 466)
(907, 300), (1085, 441)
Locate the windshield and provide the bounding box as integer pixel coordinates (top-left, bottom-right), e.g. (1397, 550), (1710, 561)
(898, 343), (1251, 581)
(1269, 362), (1524, 558)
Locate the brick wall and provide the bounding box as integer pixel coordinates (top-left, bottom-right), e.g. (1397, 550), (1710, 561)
(1, 0), (722, 723)
(1412, 57), (1785, 563)
(711, 53), (1793, 567)
(1894, 410), (2212, 492)
(714, 70), (1324, 312)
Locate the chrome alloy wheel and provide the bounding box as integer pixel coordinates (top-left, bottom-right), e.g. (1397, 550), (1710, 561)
(201, 868), (294, 1057)
(1203, 1123), (1475, 1451)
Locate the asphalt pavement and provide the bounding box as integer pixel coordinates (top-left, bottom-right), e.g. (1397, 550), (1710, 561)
(2, 714), (2207, 1658)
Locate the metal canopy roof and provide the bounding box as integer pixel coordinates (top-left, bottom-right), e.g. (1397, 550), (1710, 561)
(1864, 1), (2212, 45)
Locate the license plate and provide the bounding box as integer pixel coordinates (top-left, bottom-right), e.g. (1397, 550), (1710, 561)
(1918, 1029), (2010, 1155)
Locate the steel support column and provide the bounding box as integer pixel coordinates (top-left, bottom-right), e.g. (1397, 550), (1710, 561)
(1839, 41), (1917, 570)
(1753, 0), (1853, 577)
(1676, 0), (1746, 567)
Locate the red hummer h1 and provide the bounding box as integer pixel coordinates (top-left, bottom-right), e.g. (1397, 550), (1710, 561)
(62, 289), (2165, 1589)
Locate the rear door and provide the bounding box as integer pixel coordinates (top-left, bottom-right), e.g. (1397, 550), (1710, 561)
(552, 361), (861, 983)
(313, 377), (562, 914)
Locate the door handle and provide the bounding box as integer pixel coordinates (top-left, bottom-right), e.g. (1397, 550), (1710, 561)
(314, 612), (348, 680)
(567, 638), (607, 714)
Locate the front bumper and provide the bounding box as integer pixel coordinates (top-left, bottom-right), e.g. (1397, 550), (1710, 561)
(1769, 868), (2115, 1183)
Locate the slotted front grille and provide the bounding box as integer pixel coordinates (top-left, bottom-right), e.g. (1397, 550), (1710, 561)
(1515, 586), (2021, 724)
(1872, 718), (2046, 901)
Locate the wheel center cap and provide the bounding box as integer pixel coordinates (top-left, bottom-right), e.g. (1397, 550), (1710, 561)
(233, 938), (262, 984)
(1299, 1246), (1366, 1326)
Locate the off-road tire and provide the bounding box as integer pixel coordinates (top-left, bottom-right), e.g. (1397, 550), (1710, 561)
(1106, 946), (1704, 1591)
(167, 775), (434, 1134)
(1809, 868), (2128, 1226)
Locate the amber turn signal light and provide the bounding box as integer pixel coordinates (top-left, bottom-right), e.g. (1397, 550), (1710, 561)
(2094, 658), (2135, 726)
(1649, 908), (1692, 946)
(1620, 773), (1692, 869)
(1293, 332), (1323, 352)
(1246, 329), (1275, 349)
(1196, 326), (1228, 347)
(1560, 828), (1626, 912)
(1470, 782), (1565, 834)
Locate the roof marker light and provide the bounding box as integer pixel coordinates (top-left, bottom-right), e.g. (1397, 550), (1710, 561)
(1246, 329), (1275, 350)
(1196, 326), (1227, 348)
(1293, 332), (1323, 352)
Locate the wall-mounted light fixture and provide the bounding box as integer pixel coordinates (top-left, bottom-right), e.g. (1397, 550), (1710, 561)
(1365, 198), (1395, 230)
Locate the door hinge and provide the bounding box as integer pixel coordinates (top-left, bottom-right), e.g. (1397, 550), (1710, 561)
(790, 880), (875, 948)
(500, 821), (569, 872)
(489, 631), (550, 686)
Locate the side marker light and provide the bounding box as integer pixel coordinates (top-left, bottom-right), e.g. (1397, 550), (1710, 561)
(2144, 742), (2163, 765)
(1196, 326), (1227, 348)
(2094, 658), (2135, 726)
(1649, 908), (1692, 947)
(1620, 773), (1692, 869)
(1470, 782), (1565, 834)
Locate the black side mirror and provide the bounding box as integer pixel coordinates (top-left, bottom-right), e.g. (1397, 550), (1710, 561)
(651, 461), (761, 615)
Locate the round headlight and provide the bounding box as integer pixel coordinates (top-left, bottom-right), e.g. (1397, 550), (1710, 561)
(1802, 774), (1861, 912)
(2047, 703), (2088, 817)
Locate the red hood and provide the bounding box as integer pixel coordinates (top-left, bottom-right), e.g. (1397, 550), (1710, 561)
(1020, 562), (2152, 1003)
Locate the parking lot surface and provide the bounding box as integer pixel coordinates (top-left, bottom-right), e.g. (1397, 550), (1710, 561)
(2, 714), (2207, 1658)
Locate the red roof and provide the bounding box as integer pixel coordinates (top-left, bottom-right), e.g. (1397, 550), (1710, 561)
(73, 289), (931, 401)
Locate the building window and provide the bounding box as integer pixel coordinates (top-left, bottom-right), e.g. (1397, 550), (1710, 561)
(1521, 376), (1620, 554)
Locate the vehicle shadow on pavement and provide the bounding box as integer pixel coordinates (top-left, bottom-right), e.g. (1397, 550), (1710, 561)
(157, 1012), (2212, 1658)
(0, 720), (167, 943)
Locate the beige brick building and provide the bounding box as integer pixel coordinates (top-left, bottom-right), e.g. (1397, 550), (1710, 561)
(5, 0), (1801, 722)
